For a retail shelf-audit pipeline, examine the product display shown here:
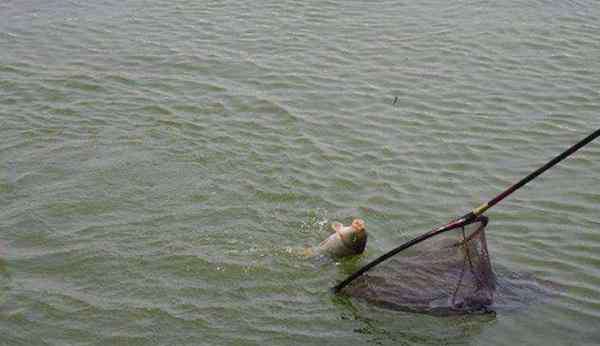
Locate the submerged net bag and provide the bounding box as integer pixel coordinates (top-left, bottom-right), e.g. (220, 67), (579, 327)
(342, 216), (495, 315)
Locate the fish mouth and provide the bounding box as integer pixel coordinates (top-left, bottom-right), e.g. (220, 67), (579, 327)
(351, 219), (365, 231)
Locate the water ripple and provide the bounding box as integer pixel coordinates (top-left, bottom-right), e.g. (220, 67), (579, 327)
(1, 0), (600, 345)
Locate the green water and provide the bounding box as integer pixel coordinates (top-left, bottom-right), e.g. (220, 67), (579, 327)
(1, 1), (599, 345)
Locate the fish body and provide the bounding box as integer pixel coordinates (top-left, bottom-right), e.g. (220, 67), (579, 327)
(317, 219), (367, 258)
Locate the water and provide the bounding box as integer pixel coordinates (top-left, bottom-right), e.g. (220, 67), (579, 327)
(1, 1), (599, 345)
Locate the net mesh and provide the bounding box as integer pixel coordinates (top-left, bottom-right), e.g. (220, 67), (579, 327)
(341, 216), (495, 315)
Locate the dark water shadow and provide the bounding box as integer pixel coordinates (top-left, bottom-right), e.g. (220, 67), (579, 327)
(332, 293), (497, 345)
(330, 264), (558, 345)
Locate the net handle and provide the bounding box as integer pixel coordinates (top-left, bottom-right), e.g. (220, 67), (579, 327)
(332, 128), (600, 293)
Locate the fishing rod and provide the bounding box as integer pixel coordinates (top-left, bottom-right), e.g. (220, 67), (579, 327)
(332, 127), (600, 293)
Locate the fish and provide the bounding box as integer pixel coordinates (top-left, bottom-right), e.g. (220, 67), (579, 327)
(316, 219), (367, 258)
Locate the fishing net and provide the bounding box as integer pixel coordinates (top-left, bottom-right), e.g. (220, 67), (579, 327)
(341, 216), (495, 315)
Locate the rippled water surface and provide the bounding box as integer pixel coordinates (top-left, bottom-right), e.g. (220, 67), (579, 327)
(1, 1), (600, 345)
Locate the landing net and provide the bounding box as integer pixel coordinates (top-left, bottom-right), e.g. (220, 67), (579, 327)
(341, 216), (495, 315)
